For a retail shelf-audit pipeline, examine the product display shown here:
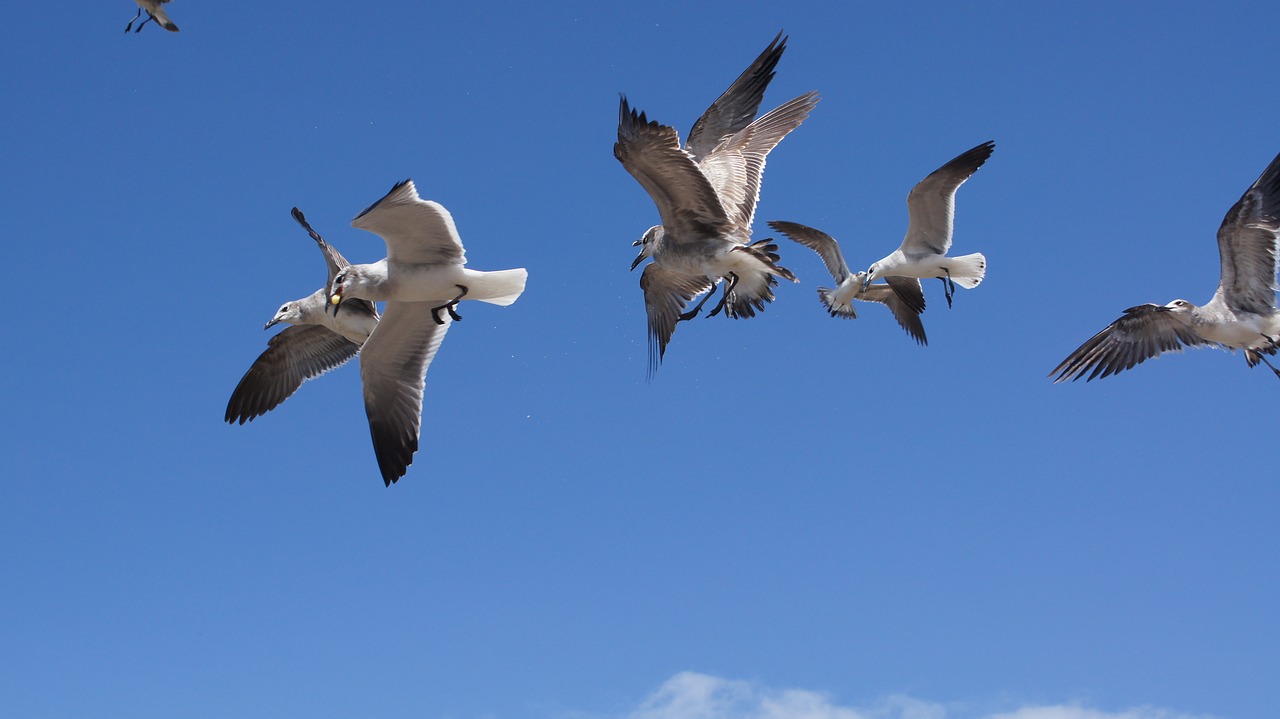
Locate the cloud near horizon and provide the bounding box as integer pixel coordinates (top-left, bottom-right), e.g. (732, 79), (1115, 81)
(620, 672), (1216, 719)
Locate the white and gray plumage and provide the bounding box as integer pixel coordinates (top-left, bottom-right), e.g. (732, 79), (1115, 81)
(864, 141), (995, 308)
(683, 30), (788, 163)
(615, 35), (818, 375)
(125, 0), (178, 32)
(226, 209), (379, 425)
(327, 179), (527, 485)
(1051, 150), (1280, 383)
(769, 220), (926, 345)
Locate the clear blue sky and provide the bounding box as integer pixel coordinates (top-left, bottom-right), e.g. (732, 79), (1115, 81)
(2, 3), (1277, 719)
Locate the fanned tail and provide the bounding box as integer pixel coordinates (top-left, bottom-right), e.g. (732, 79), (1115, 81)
(945, 252), (986, 289)
(817, 287), (857, 319)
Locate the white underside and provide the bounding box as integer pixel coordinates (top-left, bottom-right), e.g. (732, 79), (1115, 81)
(374, 263), (528, 305)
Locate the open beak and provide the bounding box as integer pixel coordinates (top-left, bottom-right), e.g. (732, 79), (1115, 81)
(328, 291), (343, 316)
(630, 251), (645, 271)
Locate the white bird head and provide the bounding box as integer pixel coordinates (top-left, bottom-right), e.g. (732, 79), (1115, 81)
(265, 301), (305, 330)
(630, 225), (663, 271)
(1164, 299), (1196, 313)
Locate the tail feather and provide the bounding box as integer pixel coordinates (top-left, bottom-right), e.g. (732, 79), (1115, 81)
(723, 240), (796, 319)
(817, 287), (857, 319)
(945, 252), (985, 288)
(476, 268), (528, 306)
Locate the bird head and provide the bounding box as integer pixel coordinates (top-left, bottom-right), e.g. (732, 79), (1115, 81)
(630, 225), (663, 271)
(265, 301), (304, 329)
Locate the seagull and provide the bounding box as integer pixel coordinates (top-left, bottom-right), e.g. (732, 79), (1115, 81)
(125, 0), (179, 33)
(1050, 149), (1280, 383)
(327, 179), (527, 485)
(225, 208), (379, 425)
(769, 220), (927, 345)
(615, 36), (818, 374)
(863, 141), (995, 308)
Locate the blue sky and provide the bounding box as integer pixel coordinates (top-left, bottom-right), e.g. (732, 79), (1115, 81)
(2, 2), (1277, 718)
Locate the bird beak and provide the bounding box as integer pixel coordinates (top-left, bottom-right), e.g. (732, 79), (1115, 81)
(264, 318), (281, 330)
(328, 292), (343, 316)
(632, 239), (643, 247)
(630, 251), (645, 271)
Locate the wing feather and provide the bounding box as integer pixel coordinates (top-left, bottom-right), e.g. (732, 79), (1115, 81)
(903, 141), (995, 256)
(357, 302), (452, 485)
(352, 180), (467, 266)
(225, 325), (360, 424)
(1049, 304), (1211, 382)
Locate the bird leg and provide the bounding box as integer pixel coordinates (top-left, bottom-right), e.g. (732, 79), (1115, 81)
(707, 272), (740, 318)
(1252, 335), (1280, 379)
(124, 7), (142, 32)
(431, 285), (468, 325)
(939, 269), (956, 309)
(678, 282), (719, 322)
(1256, 353), (1280, 379)
(134, 12), (155, 32)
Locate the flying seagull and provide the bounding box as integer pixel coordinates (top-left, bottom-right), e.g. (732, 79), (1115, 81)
(327, 179), (527, 485)
(863, 141), (995, 308)
(769, 220), (927, 345)
(125, 0), (179, 33)
(615, 35), (817, 374)
(1050, 149), (1280, 383)
(225, 208), (379, 425)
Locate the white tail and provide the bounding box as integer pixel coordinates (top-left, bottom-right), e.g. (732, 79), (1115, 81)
(476, 268), (528, 306)
(945, 252), (986, 289)
(817, 287), (857, 319)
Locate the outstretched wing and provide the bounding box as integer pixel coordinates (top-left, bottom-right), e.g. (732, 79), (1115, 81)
(1215, 150), (1280, 315)
(1049, 304), (1211, 383)
(685, 31), (787, 162)
(225, 325), (360, 424)
(697, 92), (819, 230)
(358, 302), (452, 485)
(903, 141), (995, 256)
(769, 220), (849, 283)
(352, 179), (467, 266)
(615, 96), (730, 241)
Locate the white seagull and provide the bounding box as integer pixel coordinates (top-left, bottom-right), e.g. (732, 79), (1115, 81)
(226, 208), (379, 425)
(327, 179), (527, 485)
(863, 141), (995, 308)
(769, 220), (927, 345)
(615, 35), (817, 374)
(125, 0), (179, 33)
(1051, 149), (1280, 383)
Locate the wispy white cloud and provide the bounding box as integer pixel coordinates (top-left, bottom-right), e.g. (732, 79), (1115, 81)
(617, 673), (1215, 719)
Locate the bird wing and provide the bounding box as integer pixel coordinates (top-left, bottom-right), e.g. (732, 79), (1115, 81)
(769, 220), (849, 282)
(903, 140), (995, 256)
(357, 301), (452, 486)
(225, 325), (360, 424)
(1049, 304), (1212, 382)
(292, 207), (379, 321)
(882, 275), (927, 315)
(351, 179), (467, 266)
(860, 281), (928, 346)
(639, 263), (715, 377)
(685, 31), (787, 162)
(697, 92), (819, 230)
(1215, 150), (1280, 315)
(615, 96), (731, 241)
